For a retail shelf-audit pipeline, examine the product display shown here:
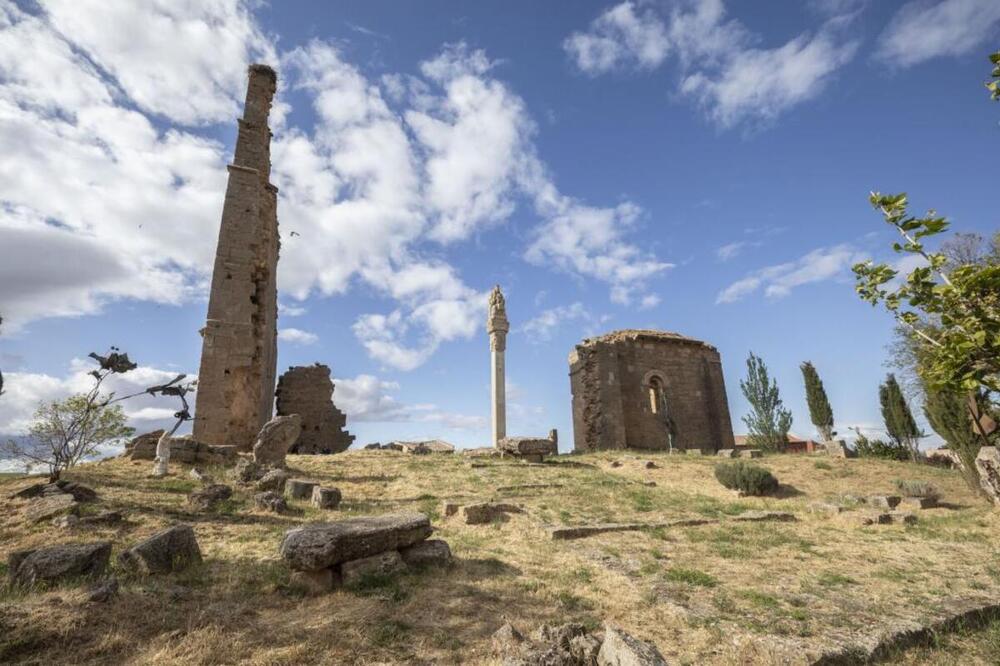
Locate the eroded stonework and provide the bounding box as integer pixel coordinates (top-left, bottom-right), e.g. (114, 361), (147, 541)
(275, 364), (355, 454)
(193, 64), (279, 450)
(568, 329), (736, 453)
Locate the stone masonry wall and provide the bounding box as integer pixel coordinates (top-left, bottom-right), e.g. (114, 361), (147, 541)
(275, 364), (355, 454)
(569, 330), (736, 453)
(193, 64), (279, 451)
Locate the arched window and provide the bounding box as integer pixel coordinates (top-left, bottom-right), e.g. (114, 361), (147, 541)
(648, 376), (666, 415)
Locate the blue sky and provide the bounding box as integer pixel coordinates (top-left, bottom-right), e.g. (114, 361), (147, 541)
(1, 0), (998, 454)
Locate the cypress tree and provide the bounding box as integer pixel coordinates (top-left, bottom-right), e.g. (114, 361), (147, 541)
(879, 374), (922, 460)
(800, 361), (834, 441)
(924, 388), (983, 492)
(740, 352), (793, 451)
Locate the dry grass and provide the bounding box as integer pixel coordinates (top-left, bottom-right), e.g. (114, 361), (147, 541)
(1, 450), (999, 665)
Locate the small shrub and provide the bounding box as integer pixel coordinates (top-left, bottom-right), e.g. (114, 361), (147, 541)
(894, 479), (940, 500)
(714, 461), (779, 496)
(854, 432), (909, 460)
(665, 567), (718, 587)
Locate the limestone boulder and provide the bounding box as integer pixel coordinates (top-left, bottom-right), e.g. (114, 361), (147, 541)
(975, 446), (1000, 506)
(341, 550), (405, 586)
(597, 625), (668, 666)
(118, 525), (202, 574)
(499, 436), (556, 457)
(254, 491), (287, 513)
(187, 484), (233, 512)
(252, 414), (302, 467)
(8, 541), (112, 587)
(867, 495), (902, 510)
(311, 486), (342, 510)
(400, 539), (452, 568)
(279, 512), (432, 571)
(285, 478), (318, 500)
(460, 502), (523, 525)
(256, 468), (289, 492)
(25, 494), (78, 524)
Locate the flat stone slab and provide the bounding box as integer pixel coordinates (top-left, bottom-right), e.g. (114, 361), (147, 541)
(732, 511), (797, 523)
(548, 518), (715, 540)
(285, 479), (319, 500)
(8, 541), (112, 586)
(498, 436), (556, 456)
(24, 494), (79, 523)
(279, 512), (432, 571)
(118, 525), (202, 574)
(460, 502), (523, 525)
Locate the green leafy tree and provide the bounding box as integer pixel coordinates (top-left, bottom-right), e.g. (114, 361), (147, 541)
(879, 374), (923, 461)
(924, 388), (994, 492)
(987, 49), (1000, 101)
(800, 361), (834, 441)
(851, 427), (909, 461)
(740, 352), (792, 451)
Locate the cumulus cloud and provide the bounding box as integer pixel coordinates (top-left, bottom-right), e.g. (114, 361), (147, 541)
(716, 244), (866, 303)
(563, 1), (670, 75)
(0, 358), (196, 436)
(564, 0), (860, 128)
(334, 373), (486, 430)
(277, 327), (318, 345)
(875, 0), (1000, 68)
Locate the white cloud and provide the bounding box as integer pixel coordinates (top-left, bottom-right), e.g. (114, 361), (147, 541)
(277, 327), (318, 345)
(564, 1), (670, 75)
(716, 241), (749, 261)
(334, 373), (486, 430)
(521, 302), (617, 342)
(564, 0), (859, 128)
(716, 244), (865, 303)
(0, 357), (195, 436)
(876, 0), (1000, 68)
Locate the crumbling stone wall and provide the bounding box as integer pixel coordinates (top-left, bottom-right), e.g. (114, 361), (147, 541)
(193, 64), (280, 451)
(568, 330), (736, 453)
(275, 364), (355, 454)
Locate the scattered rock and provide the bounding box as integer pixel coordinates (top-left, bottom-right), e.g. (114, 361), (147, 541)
(841, 511), (893, 527)
(86, 578), (119, 603)
(25, 494), (79, 523)
(363, 442), (382, 450)
(118, 525), (202, 574)
(232, 458), (264, 484)
(644, 461), (658, 469)
(8, 541), (112, 587)
(256, 468), (289, 492)
(610, 461), (623, 468)
(9, 482), (47, 499)
(50, 481), (97, 502)
(311, 486), (342, 510)
(189, 468), (213, 484)
(187, 484), (233, 511)
(254, 491), (288, 513)
(889, 511), (918, 525)
(252, 414), (302, 467)
(399, 539), (452, 568)
(290, 568), (338, 595)
(808, 502), (845, 516)
(898, 496), (937, 510)
(53, 511), (123, 529)
(52, 514), (79, 529)
(867, 495), (902, 510)
(341, 550), (406, 586)
(285, 478), (319, 500)
(598, 624), (668, 666)
(129, 430), (236, 465)
(492, 621), (525, 655)
(279, 512), (431, 571)
(975, 447), (1000, 506)
(442, 501), (460, 517)
(460, 502), (523, 525)
(738, 449), (762, 459)
(732, 511), (797, 523)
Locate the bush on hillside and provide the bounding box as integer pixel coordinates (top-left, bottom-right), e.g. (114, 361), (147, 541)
(853, 432), (910, 461)
(714, 461), (779, 496)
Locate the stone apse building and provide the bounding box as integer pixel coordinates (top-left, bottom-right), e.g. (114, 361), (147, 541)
(568, 329), (736, 453)
(193, 65), (280, 450)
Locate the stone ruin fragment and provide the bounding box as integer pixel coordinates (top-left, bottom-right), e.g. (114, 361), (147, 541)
(193, 64), (280, 451)
(274, 364), (355, 454)
(569, 329), (736, 453)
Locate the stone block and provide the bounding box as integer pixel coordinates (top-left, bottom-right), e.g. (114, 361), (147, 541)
(898, 496), (937, 510)
(8, 542), (112, 587)
(460, 502), (522, 525)
(187, 484), (232, 511)
(290, 568), (338, 595)
(738, 449), (762, 459)
(499, 436), (556, 457)
(341, 550), (406, 586)
(254, 491), (287, 513)
(867, 495), (902, 510)
(118, 525), (202, 575)
(716, 449), (737, 458)
(285, 479), (318, 500)
(279, 512), (431, 571)
(311, 486), (342, 510)
(441, 501), (460, 517)
(399, 539), (452, 567)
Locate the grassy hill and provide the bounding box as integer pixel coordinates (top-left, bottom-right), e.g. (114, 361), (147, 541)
(1, 450), (998, 664)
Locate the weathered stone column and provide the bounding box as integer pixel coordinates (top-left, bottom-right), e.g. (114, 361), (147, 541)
(193, 64), (280, 450)
(487, 286), (509, 448)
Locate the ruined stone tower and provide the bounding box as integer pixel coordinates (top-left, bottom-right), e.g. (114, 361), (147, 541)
(275, 364), (355, 454)
(193, 64), (279, 450)
(568, 330), (736, 453)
